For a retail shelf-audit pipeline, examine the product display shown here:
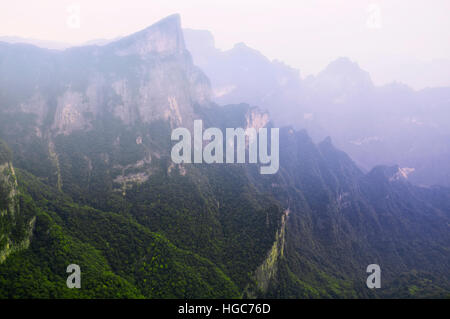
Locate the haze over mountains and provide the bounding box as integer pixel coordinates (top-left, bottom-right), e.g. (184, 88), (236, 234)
(0, 14), (449, 298)
(6, 26), (449, 187)
(184, 28), (450, 187)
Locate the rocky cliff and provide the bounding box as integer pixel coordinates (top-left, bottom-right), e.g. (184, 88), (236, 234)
(0, 140), (34, 263)
(0, 14), (211, 136)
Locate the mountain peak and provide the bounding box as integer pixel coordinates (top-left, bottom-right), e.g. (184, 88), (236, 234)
(233, 42), (248, 49)
(322, 57), (371, 80)
(312, 57), (373, 93)
(231, 42), (261, 55)
(109, 14), (185, 56)
(325, 57), (360, 72)
(321, 136), (333, 146)
(147, 14), (182, 33)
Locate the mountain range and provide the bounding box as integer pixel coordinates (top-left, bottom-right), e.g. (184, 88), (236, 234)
(0, 14), (449, 298)
(184, 28), (450, 187)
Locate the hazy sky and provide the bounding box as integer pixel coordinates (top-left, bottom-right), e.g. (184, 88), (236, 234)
(1, 0), (450, 88)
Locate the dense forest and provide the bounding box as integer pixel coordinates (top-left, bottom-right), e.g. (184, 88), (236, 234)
(0, 102), (448, 298)
(0, 15), (449, 298)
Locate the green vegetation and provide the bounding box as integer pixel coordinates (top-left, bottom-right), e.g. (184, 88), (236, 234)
(0, 39), (448, 299)
(0, 139), (12, 165)
(0, 169), (240, 298)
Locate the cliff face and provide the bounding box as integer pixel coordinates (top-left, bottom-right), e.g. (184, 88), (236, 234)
(0, 14), (214, 197)
(0, 162), (18, 216)
(111, 14), (186, 57)
(0, 14), (211, 135)
(0, 142), (34, 263)
(0, 140), (16, 219)
(0, 16), (449, 299)
(246, 209), (289, 297)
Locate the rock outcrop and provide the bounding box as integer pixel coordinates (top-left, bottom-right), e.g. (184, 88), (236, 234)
(0, 14), (212, 135)
(0, 140), (34, 263)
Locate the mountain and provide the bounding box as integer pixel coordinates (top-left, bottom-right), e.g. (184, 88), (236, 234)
(0, 36), (71, 50)
(183, 29), (303, 126)
(0, 15), (449, 299)
(184, 30), (450, 188)
(0, 36), (121, 50)
(264, 131), (450, 298)
(0, 14), (283, 298)
(0, 15), (211, 134)
(301, 59), (450, 187)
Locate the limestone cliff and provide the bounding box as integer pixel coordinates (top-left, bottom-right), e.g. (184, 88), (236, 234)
(0, 14), (212, 135)
(245, 209), (289, 297)
(0, 141), (34, 263)
(0, 14), (214, 192)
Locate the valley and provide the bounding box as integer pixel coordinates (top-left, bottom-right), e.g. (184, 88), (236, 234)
(0, 14), (448, 299)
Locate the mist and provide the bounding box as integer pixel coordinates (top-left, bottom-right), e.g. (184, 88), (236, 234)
(1, 0), (450, 89)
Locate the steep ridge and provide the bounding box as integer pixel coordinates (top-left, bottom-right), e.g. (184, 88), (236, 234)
(0, 16), (448, 299)
(197, 104), (450, 298)
(0, 16), (284, 298)
(0, 139), (34, 263)
(184, 29), (450, 188)
(0, 14), (210, 134)
(257, 130), (450, 298)
(245, 209), (289, 297)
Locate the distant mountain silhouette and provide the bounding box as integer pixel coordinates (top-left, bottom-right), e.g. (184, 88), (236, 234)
(184, 29), (450, 187)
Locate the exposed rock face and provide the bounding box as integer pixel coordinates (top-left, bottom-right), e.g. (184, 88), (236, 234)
(0, 154), (34, 264)
(53, 90), (91, 133)
(0, 14), (211, 136)
(0, 14), (217, 204)
(245, 108), (270, 131)
(247, 209), (288, 296)
(0, 162), (18, 217)
(112, 14), (186, 57)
